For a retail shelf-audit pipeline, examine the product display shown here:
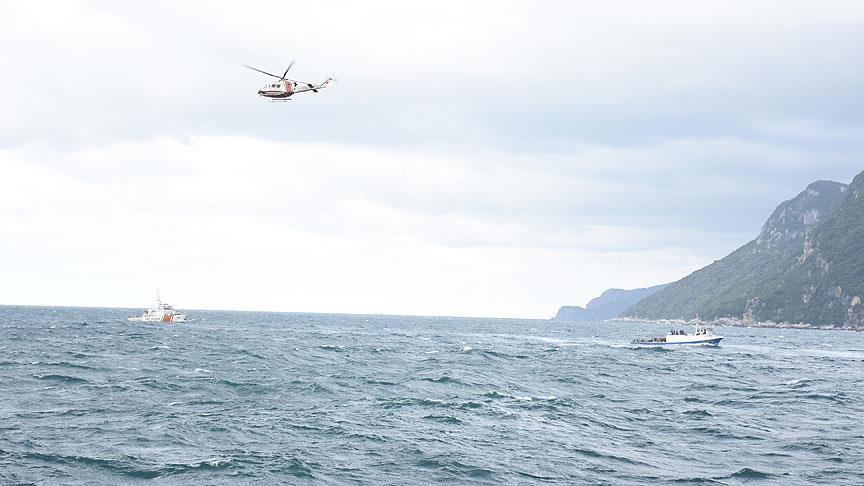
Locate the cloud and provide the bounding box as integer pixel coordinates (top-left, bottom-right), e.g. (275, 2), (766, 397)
(1, 1), (863, 316)
(3, 1), (864, 149)
(0, 134), (844, 316)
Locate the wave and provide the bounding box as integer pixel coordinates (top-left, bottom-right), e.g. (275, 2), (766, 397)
(682, 409), (713, 417)
(800, 392), (848, 404)
(32, 373), (89, 384)
(719, 467), (777, 480)
(317, 344), (346, 352)
(571, 447), (652, 467)
(6, 451), (238, 479)
(41, 360), (99, 371)
(480, 349), (530, 359)
(515, 470), (562, 481)
(415, 456), (494, 479)
(364, 378), (397, 386)
(420, 376), (464, 385)
(212, 378), (273, 394)
(422, 414), (463, 424)
(379, 397), (483, 410)
(482, 391), (558, 403)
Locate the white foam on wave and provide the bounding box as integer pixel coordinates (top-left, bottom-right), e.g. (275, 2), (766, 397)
(516, 395), (557, 401)
(460, 346), (473, 353)
(425, 350), (439, 354)
(488, 391), (557, 402)
(194, 368), (212, 373)
(195, 457), (229, 468)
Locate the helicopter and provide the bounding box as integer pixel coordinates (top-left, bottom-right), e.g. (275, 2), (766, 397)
(243, 61), (334, 101)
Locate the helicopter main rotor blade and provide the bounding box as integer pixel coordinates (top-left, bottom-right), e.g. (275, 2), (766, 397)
(281, 60), (296, 79)
(242, 64), (282, 79)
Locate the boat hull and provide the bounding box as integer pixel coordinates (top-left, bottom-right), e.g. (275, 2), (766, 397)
(127, 315), (187, 323)
(633, 337), (723, 346)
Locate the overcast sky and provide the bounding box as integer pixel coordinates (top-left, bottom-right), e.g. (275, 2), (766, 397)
(1, 1), (863, 317)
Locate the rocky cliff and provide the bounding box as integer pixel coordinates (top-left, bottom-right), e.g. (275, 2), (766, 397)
(624, 175), (864, 329)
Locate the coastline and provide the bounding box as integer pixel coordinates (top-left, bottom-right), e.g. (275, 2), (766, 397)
(615, 316), (863, 332)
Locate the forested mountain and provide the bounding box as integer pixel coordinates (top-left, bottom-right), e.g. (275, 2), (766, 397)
(624, 175), (864, 329)
(554, 285), (665, 321)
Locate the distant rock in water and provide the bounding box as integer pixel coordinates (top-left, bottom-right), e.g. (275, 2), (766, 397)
(624, 174), (864, 329)
(554, 284), (666, 321)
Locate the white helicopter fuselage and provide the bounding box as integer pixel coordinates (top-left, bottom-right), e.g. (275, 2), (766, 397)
(258, 79), (294, 99)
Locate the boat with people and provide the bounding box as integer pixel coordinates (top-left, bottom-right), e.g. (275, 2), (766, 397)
(127, 292), (187, 322)
(632, 324), (722, 346)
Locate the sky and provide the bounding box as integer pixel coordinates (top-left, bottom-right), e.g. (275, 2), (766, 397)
(1, 1), (863, 318)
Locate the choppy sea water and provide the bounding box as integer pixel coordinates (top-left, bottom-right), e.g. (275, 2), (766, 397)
(1, 306), (863, 485)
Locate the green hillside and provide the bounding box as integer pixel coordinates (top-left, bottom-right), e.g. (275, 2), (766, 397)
(624, 176), (864, 328)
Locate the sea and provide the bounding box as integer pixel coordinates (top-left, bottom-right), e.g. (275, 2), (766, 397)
(1, 306), (863, 485)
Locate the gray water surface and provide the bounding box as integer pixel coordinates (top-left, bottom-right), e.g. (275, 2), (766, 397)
(1, 306), (863, 484)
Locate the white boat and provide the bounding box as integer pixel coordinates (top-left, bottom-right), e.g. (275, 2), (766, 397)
(128, 293), (187, 323)
(632, 324), (723, 346)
